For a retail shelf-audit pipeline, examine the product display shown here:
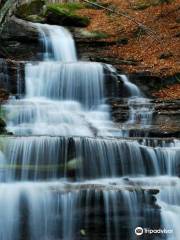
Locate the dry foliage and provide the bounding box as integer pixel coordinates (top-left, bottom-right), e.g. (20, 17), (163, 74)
(78, 0), (180, 77)
(153, 83), (180, 99)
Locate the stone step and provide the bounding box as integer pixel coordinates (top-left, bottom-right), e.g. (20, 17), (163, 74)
(1, 134), (179, 145)
(0, 135), (179, 181)
(0, 179), (161, 240)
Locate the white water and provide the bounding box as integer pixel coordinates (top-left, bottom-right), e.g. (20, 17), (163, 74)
(1, 21), (180, 240)
(0, 180), (154, 240)
(37, 24), (77, 61)
(5, 24), (121, 137)
(120, 75), (141, 97)
(158, 178), (180, 240)
(108, 69), (154, 128)
(121, 75), (154, 128)
(25, 61), (104, 107)
(127, 97), (154, 127)
(127, 177), (180, 240)
(0, 136), (179, 181)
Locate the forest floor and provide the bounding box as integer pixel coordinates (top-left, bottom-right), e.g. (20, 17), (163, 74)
(78, 0), (180, 99)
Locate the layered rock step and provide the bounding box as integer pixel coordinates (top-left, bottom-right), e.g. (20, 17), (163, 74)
(0, 136), (179, 181)
(108, 98), (180, 138)
(0, 177), (179, 240)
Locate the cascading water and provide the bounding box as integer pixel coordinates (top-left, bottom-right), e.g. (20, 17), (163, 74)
(1, 136), (180, 181)
(107, 67), (154, 128)
(5, 24), (121, 137)
(38, 23), (77, 61)
(1, 19), (180, 240)
(120, 75), (154, 128)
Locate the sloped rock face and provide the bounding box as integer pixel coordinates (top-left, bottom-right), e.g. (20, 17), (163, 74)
(0, 16), (40, 60)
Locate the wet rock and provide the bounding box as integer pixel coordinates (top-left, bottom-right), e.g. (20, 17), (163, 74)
(25, 14), (45, 23)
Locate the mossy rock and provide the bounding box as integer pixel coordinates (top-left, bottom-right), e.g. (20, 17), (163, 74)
(16, 0), (45, 19)
(80, 29), (109, 39)
(45, 3), (90, 27)
(25, 14), (45, 23)
(48, 3), (84, 12)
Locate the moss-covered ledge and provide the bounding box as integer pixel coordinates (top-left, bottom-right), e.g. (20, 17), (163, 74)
(45, 3), (90, 27)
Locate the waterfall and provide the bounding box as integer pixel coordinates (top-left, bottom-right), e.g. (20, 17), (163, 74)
(107, 68), (154, 128)
(1, 136), (179, 181)
(156, 178), (180, 240)
(4, 23), (122, 137)
(120, 75), (154, 128)
(1, 17), (180, 240)
(120, 75), (141, 97)
(0, 181), (158, 240)
(37, 24), (77, 61)
(25, 61), (104, 107)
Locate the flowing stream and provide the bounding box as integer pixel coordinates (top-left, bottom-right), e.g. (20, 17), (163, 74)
(0, 23), (180, 240)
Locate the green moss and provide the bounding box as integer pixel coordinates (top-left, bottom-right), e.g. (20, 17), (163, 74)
(16, 0), (45, 19)
(47, 3), (84, 12)
(46, 3), (90, 27)
(25, 14), (45, 23)
(133, 0), (173, 10)
(65, 158), (82, 171)
(80, 30), (109, 39)
(133, 2), (152, 10)
(133, 0), (161, 10)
